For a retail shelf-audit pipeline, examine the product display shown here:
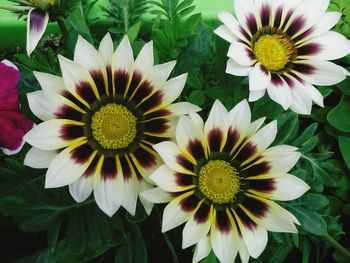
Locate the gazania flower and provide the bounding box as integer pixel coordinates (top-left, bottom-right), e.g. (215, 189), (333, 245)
(141, 100), (309, 263)
(24, 34), (199, 216)
(0, 60), (33, 155)
(215, 0), (350, 114)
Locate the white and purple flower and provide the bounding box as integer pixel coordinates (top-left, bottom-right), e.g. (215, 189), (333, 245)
(215, 0), (350, 114)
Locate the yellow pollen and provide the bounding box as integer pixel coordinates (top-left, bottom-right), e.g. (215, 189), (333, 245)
(91, 103), (137, 150)
(254, 34), (294, 71)
(198, 160), (240, 204)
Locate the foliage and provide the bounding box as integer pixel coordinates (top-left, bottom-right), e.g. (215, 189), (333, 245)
(1, 0), (350, 262)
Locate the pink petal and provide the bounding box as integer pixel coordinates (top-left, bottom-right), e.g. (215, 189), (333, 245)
(0, 60), (20, 111)
(0, 111), (34, 154)
(27, 8), (49, 56)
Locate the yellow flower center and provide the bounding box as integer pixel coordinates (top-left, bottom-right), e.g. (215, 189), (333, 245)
(254, 34), (294, 71)
(91, 103), (137, 150)
(198, 160), (240, 204)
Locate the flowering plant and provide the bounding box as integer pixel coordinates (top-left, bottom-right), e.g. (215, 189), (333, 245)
(0, 0), (350, 262)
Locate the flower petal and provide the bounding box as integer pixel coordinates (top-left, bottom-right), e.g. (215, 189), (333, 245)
(266, 75), (292, 110)
(45, 141), (97, 188)
(134, 40), (154, 75)
(192, 236), (211, 263)
(0, 60), (20, 110)
(249, 64), (271, 91)
(33, 71), (65, 93)
(228, 41), (255, 66)
(140, 187), (174, 204)
(26, 8), (49, 56)
(24, 147), (57, 168)
(98, 33), (114, 66)
(226, 58), (251, 76)
(69, 175), (93, 202)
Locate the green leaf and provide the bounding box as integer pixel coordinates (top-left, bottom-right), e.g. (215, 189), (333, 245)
(338, 136), (350, 170)
(115, 223), (147, 263)
(14, 248), (56, 263)
(328, 95), (350, 132)
(273, 112), (299, 145)
(127, 21), (142, 43)
(188, 90), (206, 106)
(200, 251), (219, 263)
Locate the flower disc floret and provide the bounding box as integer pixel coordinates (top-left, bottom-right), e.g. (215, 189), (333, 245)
(91, 103), (137, 150)
(198, 160), (240, 204)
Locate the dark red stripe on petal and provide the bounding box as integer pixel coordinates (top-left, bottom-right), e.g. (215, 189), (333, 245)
(261, 4), (271, 26)
(144, 118), (169, 134)
(244, 161), (271, 177)
(126, 72), (142, 98)
(249, 179), (276, 193)
(271, 74), (284, 86)
(294, 27), (314, 42)
(144, 109), (171, 120)
(71, 143), (94, 164)
(114, 70), (130, 96)
(175, 172), (193, 187)
(188, 139), (206, 160)
(180, 194), (200, 212)
(120, 156), (132, 180)
(139, 91), (163, 113)
(83, 155), (99, 178)
(76, 81), (97, 105)
(208, 128), (223, 152)
(273, 7), (283, 27)
(131, 80), (153, 105)
(235, 142), (257, 164)
(106, 66), (113, 95)
(297, 43), (321, 56)
(60, 124), (84, 140)
(62, 91), (87, 111)
(282, 10), (294, 29)
(246, 13), (258, 35)
(176, 155), (194, 172)
(55, 105), (83, 121)
(235, 206), (256, 230)
(282, 75), (295, 89)
(143, 134), (169, 145)
(286, 16), (306, 36)
(241, 196), (268, 218)
(216, 210), (231, 234)
(91, 70), (106, 96)
(101, 157), (117, 179)
(194, 203), (210, 224)
(223, 128), (239, 153)
(293, 63), (316, 75)
(133, 146), (157, 169)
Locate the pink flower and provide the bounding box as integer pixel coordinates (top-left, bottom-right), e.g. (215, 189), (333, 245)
(0, 60), (33, 155)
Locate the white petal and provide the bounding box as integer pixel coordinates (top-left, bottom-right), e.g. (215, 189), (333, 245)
(151, 61), (177, 88)
(249, 89), (266, 102)
(33, 71), (65, 93)
(24, 119), (85, 150)
(226, 58), (251, 76)
(192, 236), (211, 263)
(204, 100), (229, 151)
(234, 211), (268, 259)
(122, 173), (139, 215)
(112, 35), (134, 74)
(45, 141), (96, 188)
(176, 116), (207, 162)
(162, 73), (188, 106)
(93, 157), (124, 217)
(168, 102), (201, 116)
(214, 25), (236, 43)
(247, 117), (266, 137)
(228, 42), (255, 66)
(162, 191), (197, 232)
(266, 77), (292, 110)
(69, 175), (93, 202)
(182, 204), (212, 249)
(150, 164), (194, 192)
(98, 33), (114, 65)
(249, 64), (271, 91)
(26, 9), (49, 56)
(24, 147), (56, 168)
(140, 187), (174, 204)
(74, 35), (106, 75)
(153, 141), (195, 175)
(298, 31), (350, 61)
(138, 179), (155, 215)
(134, 41), (154, 74)
(210, 211), (239, 263)
(217, 11), (250, 44)
(234, 0), (257, 36)
(290, 83), (313, 115)
(293, 60), (346, 86)
(302, 82), (324, 107)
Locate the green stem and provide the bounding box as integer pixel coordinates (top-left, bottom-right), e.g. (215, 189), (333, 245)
(324, 234), (350, 260)
(155, 206), (179, 263)
(56, 16), (68, 42)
